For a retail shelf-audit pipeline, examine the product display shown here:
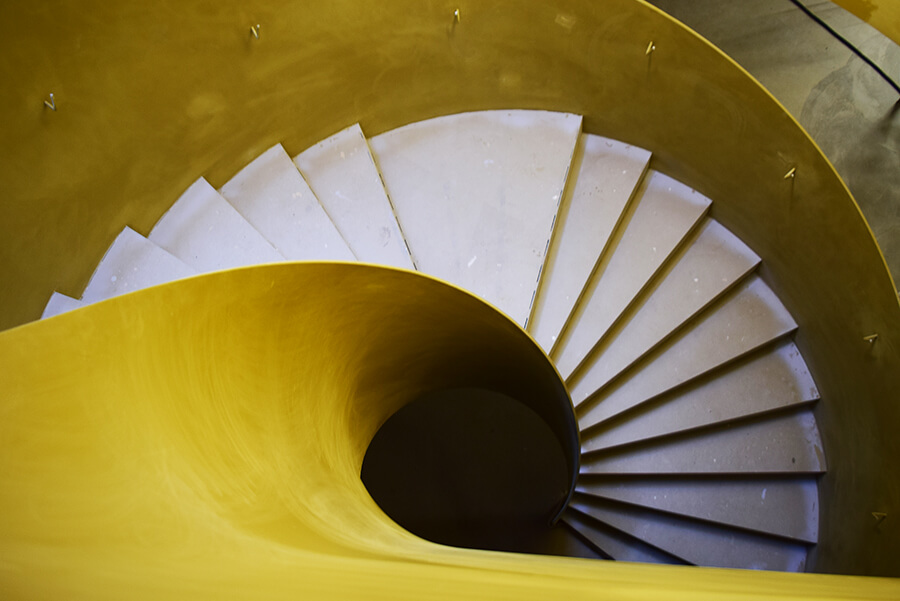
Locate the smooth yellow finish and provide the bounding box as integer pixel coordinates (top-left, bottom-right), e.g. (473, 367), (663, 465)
(1, 0), (899, 580)
(833, 0), (900, 46)
(0, 263), (897, 600)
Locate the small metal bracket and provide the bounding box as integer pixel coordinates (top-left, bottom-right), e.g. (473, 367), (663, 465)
(864, 333), (879, 344)
(43, 93), (56, 111)
(872, 512), (887, 528)
(645, 41), (656, 55)
(250, 24), (261, 40)
(454, 9), (460, 24)
(784, 167), (796, 179)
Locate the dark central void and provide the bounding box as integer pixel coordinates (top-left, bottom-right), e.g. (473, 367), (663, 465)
(361, 387), (598, 557)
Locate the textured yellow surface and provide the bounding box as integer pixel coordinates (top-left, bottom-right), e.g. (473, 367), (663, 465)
(1, 263), (898, 599)
(1, 0), (899, 579)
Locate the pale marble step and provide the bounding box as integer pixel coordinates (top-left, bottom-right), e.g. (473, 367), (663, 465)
(149, 177), (284, 272)
(567, 218), (760, 401)
(528, 134), (650, 352)
(576, 477), (819, 543)
(581, 411), (826, 475)
(81, 227), (196, 304)
(582, 341), (818, 452)
(219, 144), (354, 261)
(576, 274), (798, 426)
(42, 292), (83, 318)
(562, 508), (686, 564)
(569, 495), (809, 571)
(369, 110), (581, 326)
(552, 172), (711, 378)
(293, 124), (414, 269)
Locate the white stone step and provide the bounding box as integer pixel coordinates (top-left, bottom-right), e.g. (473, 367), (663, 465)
(575, 477), (819, 543)
(81, 227), (196, 304)
(294, 125), (414, 269)
(149, 177), (284, 272)
(567, 218), (760, 403)
(562, 508), (686, 564)
(369, 110), (581, 326)
(528, 134), (650, 352)
(575, 274), (798, 426)
(581, 410), (826, 475)
(552, 172), (711, 378)
(581, 341), (818, 452)
(41, 292), (83, 318)
(569, 495), (809, 571)
(219, 144), (354, 261)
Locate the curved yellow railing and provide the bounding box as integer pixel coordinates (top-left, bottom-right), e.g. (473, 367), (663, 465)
(1, 263), (898, 599)
(2, 0), (899, 582)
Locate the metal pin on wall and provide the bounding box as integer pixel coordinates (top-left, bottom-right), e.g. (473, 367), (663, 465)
(43, 93), (56, 111)
(864, 333), (878, 343)
(784, 167), (796, 179)
(250, 24), (261, 39)
(645, 41), (656, 55)
(454, 9), (460, 24)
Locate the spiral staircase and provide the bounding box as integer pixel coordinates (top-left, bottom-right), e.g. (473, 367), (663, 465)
(2, 0), (899, 599)
(36, 109), (823, 571)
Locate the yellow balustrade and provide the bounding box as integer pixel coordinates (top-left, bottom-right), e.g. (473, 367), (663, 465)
(2, 0), (900, 589)
(1, 263), (897, 599)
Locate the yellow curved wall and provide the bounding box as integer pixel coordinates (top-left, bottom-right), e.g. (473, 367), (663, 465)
(1, 0), (899, 586)
(2, 263), (898, 599)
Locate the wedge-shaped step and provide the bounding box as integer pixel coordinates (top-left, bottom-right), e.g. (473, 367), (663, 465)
(575, 477), (819, 543)
(81, 227), (196, 304)
(569, 495), (809, 571)
(553, 172), (711, 378)
(369, 110), (581, 325)
(528, 134), (650, 352)
(576, 274), (798, 427)
(42, 292), (82, 318)
(562, 507), (686, 564)
(582, 341), (818, 452)
(581, 410), (826, 475)
(219, 144), (354, 261)
(567, 218), (760, 399)
(294, 125), (414, 269)
(149, 178), (284, 272)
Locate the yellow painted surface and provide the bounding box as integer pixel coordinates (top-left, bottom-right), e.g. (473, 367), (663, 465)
(833, 0), (900, 45)
(1, 0), (899, 581)
(1, 263), (898, 599)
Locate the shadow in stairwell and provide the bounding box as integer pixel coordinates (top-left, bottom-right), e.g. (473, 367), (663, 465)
(361, 387), (599, 558)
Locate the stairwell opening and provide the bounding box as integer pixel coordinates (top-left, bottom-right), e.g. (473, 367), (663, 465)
(361, 387), (589, 556)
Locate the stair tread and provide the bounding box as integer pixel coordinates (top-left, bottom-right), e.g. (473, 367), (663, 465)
(219, 144), (354, 261)
(149, 177), (285, 272)
(582, 341), (818, 452)
(294, 124), (414, 269)
(567, 218), (760, 400)
(576, 274), (797, 427)
(581, 410), (826, 475)
(553, 172), (711, 378)
(368, 110), (581, 326)
(575, 477), (819, 543)
(41, 292), (83, 319)
(562, 507), (686, 564)
(82, 227), (196, 303)
(569, 495), (809, 571)
(528, 134), (650, 351)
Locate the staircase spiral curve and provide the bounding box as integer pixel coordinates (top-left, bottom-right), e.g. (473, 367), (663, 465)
(3, 0), (900, 598)
(40, 110), (825, 572)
